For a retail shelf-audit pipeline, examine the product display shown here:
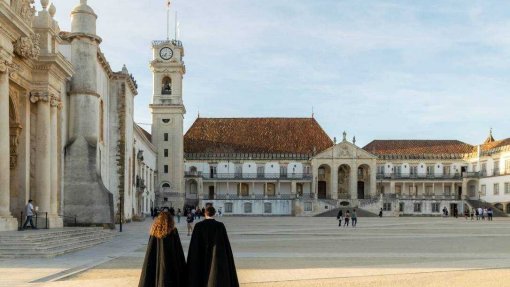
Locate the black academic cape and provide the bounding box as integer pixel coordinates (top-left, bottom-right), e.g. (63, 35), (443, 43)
(187, 219), (239, 287)
(139, 229), (187, 287)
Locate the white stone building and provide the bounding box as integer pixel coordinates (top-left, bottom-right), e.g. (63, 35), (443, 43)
(0, 0), (144, 231)
(134, 124), (157, 217)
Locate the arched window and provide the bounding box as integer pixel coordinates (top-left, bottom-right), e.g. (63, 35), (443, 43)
(162, 183), (170, 188)
(189, 180), (198, 194)
(161, 76), (172, 95)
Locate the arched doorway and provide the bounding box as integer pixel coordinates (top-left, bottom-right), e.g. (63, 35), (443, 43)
(338, 164), (350, 198)
(357, 164), (371, 199)
(318, 164), (331, 199)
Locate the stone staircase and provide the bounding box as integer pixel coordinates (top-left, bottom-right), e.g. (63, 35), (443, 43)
(465, 199), (508, 217)
(315, 207), (378, 217)
(0, 227), (116, 258)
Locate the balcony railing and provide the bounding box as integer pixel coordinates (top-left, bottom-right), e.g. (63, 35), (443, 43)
(376, 173), (462, 180)
(201, 194), (298, 200)
(185, 172), (312, 180)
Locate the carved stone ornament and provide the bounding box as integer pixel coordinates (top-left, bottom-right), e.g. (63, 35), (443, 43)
(30, 91), (50, 104)
(14, 33), (40, 60)
(10, 124), (21, 169)
(50, 95), (63, 109)
(0, 60), (19, 78)
(11, 0), (36, 25)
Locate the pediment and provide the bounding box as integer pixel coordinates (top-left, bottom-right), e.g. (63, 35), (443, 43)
(314, 141), (377, 160)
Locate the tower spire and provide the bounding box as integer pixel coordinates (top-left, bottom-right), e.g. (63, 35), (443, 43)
(166, 0), (171, 40)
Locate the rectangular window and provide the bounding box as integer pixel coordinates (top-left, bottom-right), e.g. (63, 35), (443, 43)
(304, 166), (311, 175)
(413, 203), (422, 212)
(164, 165), (168, 173)
(394, 166), (401, 176)
(410, 166), (417, 176)
(481, 184), (486, 196)
(494, 160), (500, 175)
(432, 203), (440, 213)
(244, 203), (252, 213)
(506, 160), (510, 174)
(426, 166), (433, 176)
(383, 203), (392, 211)
(399, 202), (404, 212)
(224, 203), (233, 213)
(494, 183), (500, 195)
(164, 133), (169, 141)
(304, 202), (312, 212)
(444, 186), (451, 195)
(164, 149), (169, 157)
(163, 197), (168, 202)
(472, 163), (478, 172)
(481, 163), (487, 176)
(425, 186), (433, 196)
(264, 202), (272, 214)
(505, 183), (510, 194)
(443, 166), (451, 176)
(280, 166), (287, 177)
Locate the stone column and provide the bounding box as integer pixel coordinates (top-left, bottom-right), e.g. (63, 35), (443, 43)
(0, 66), (10, 217)
(49, 96), (60, 215)
(0, 62), (17, 231)
(31, 92), (51, 216)
(331, 166), (338, 200)
(350, 167), (358, 200)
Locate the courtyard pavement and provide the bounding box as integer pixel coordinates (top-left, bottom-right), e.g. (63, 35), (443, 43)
(1, 216), (510, 287)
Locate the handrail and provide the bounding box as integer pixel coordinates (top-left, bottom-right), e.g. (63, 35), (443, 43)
(185, 172), (313, 180)
(18, 211), (49, 230)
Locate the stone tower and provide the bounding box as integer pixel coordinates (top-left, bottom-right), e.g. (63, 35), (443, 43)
(63, 0), (114, 226)
(150, 39), (186, 208)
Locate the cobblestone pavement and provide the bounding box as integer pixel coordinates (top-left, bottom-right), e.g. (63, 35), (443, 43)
(1, 217), (510, 287)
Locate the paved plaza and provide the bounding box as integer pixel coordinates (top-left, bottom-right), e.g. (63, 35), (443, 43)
(1, 217), (510, 287)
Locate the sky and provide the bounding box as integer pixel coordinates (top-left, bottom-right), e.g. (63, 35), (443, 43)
(47, 0), (510, 146)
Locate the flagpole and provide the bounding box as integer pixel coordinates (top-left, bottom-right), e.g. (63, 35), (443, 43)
(166, 2), (170, 40)
(175, 11), (178, 40)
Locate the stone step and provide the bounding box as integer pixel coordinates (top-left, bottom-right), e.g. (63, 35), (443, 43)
(0, 231), (114, 250)
(0, 227), (104, 240)
(0, 229), (107, 243)
(0, 228), (116, 258)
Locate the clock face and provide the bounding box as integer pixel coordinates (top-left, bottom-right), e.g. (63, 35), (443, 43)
(160, 47), (173, 60)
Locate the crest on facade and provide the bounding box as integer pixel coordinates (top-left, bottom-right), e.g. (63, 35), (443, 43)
(14, 33), (40, 60)
(11, 0), (36, 25)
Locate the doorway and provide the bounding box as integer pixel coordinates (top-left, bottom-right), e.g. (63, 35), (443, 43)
(318, 181), (326, 199)
(208, 186), (215, 200)
(357, 181), (365, 199)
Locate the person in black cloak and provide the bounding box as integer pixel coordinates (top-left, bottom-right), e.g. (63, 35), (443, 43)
(138, 211), (187, 287)
(187, 205), (239, 287)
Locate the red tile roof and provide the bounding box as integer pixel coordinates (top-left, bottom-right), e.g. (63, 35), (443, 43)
(363, 140), (474, 157)
(184, 118), (333, 155)
(480, 138), (510, 152)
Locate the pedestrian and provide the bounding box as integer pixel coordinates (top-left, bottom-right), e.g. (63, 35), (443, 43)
(477, 207), (483, 220)
(138, 211), (186, 287)
(187, 205), (239, 287)
(218, 208), (222, 217)
(344, 210), (350, 227)
(482, 208), (488, 220)
(186, 210), (194, 236)
(488, 208), (493, 221)
(150, 207), (154, 219)
(336, 209), (343, 227)
(22, 199), (37, 230)
(470, 209), (474, 220)
(475, 208), (479, 220)
(176, 208), (181, 224)
(378, 208), (383, 218)
(454, 206), (458, 218)
(191, 208), (196, 220)
(464, 208), (469, 220)
(201, 207), (206, 217)
(351, 209), (357, 227)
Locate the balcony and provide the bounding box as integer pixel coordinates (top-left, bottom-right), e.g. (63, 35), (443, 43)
(185, 173), (313, 181)
(201, 194), (298, 200)
(376, 173), (462, 180)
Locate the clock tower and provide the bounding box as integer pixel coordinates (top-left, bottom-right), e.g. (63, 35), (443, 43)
(150, 39), (186, 208)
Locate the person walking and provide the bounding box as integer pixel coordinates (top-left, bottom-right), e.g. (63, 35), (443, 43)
(176, 208), (181, 224)
(186, 211), (194, 236)
(138, 211), (186, 287)
(378, 208), (383, 218)
(336, 209), (343, 227)
(488, 208), (493, 221)
(475, 208), (479, 220)
(187, 205), (239, 287)
(344, 210), (350, 227)
(22, 199), (37, 230)
(477, 207), (483, 220)
(482, 208), (488, 220)
(351, 209), (357, 228)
